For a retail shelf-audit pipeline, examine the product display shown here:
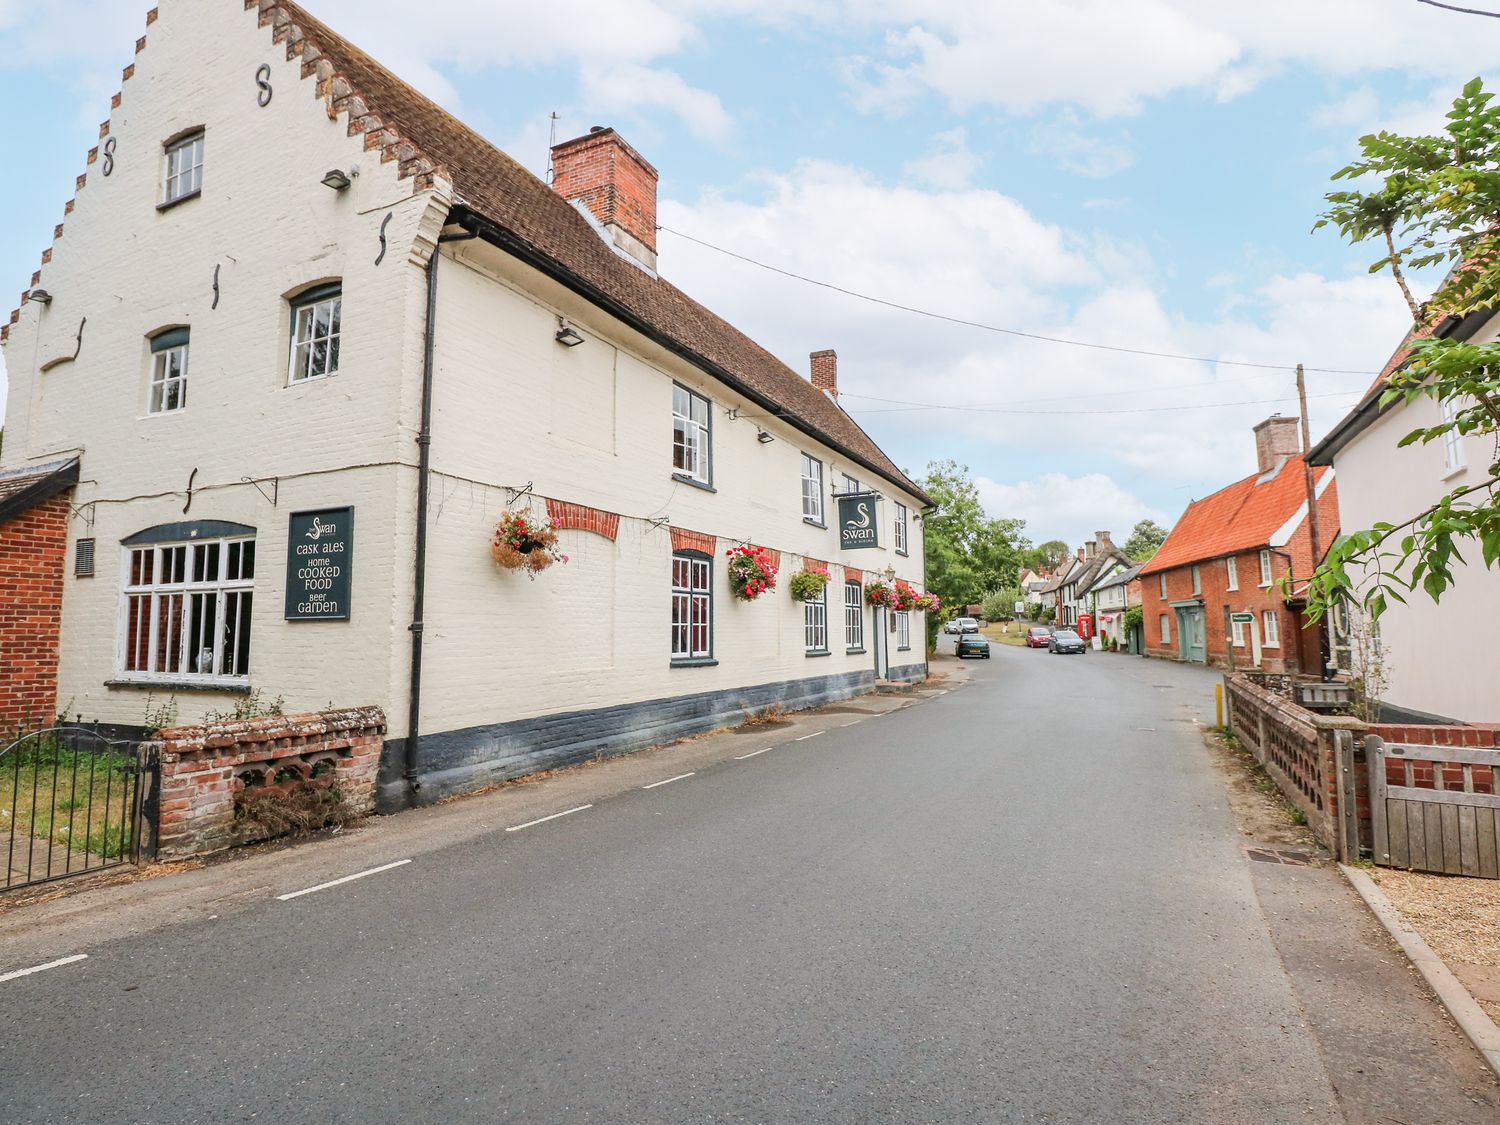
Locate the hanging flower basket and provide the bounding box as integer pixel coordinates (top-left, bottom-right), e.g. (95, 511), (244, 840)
(915, 591), (941, 614)
(789, 568), (829, 603)
(491, 510), (569, 579)
(892, 580), (919, 611)
(865, 581), (892, 607)
(727, 545), (779, 601)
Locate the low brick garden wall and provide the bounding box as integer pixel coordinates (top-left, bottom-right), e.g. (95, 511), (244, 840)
(154, 706), (384, 859)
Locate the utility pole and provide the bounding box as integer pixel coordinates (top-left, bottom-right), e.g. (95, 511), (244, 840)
(1296, 363), (1330, 680)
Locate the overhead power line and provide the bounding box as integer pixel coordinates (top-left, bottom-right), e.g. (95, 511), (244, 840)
(843, 391), (1355, 418)
(1416, 0), (1500, 17)
(658, 225), (1378, 377)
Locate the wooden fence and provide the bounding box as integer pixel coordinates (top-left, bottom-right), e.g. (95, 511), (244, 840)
(1368, 737), (1500, 878)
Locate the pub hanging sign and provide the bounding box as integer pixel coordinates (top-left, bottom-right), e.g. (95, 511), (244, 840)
(285, 507), (354, 621)
(838, 492), (882, 551)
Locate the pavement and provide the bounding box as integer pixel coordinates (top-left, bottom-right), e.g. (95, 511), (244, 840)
(1, 641), (1497, 1123)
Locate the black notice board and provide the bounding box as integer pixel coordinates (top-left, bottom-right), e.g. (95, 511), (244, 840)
(838, 493), (881, 551)
(285, 507), (354, 621)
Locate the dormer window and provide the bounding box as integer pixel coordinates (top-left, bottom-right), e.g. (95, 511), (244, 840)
(288, 283), (343, 384)
(148, 328), (189, 414)
(162, 130), (204, 206)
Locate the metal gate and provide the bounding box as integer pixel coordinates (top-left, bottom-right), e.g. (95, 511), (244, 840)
(1368, 736), (1500, 878)
(3, 724), (156, 891)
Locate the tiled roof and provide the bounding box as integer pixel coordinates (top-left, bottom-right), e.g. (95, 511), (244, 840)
(1091, 563), (1142, 591)
(0, 458), (79, 524)
(268, 1), (929, 505)
(1139, 455), (1337, 578)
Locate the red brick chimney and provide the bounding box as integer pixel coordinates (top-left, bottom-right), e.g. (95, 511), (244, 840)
(1253, 415), (1301, 475)
(811, 350), (838, 398)
(551, 126), (659, 271)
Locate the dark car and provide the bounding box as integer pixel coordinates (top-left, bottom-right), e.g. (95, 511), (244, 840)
(1025, 625), (1052, 649)
(1048, 629), (1087, 654)
(956, 633), (991, 659)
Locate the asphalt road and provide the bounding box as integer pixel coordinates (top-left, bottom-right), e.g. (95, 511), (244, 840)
(2, 643), (1497, 1123)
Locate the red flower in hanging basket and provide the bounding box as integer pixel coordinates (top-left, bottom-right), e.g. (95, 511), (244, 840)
(727, 544), (778, 601)
(491, 509), (568, 579)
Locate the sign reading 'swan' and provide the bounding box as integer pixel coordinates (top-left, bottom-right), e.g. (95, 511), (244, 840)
(838, 493), (881, 551)
(285, 507), (355, 621)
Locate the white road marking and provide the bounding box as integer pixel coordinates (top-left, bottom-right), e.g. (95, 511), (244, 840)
(841, 721), (861, 727)
(735, 747), (774, 760)
(795, 731), (825, 742)
(277, 859), (412, 901)
(642, 773), (695, 790)
(0, 954), (88, 984)
(505, 805), (594, 832)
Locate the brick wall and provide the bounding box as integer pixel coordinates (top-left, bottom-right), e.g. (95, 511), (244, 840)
(550, 127), (659, 255)
(155, 705), (385, 859)
(1141, 549), (1306, 673)
(0, 492), (70, 729)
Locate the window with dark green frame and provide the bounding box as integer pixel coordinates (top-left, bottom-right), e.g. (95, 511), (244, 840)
(148, 327), (189, 414)
(671, 551), (712, 661)
(844, 580), (864, 651)
(288, 283), (342, 384)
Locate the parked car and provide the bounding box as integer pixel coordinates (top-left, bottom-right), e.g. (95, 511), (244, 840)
(943, 618), (964, 635)
(1025, 626), (1052, 649)
(1048, 629), (1087, 654)
(952, 617), (980, 634)
(955, 633), (991, 659)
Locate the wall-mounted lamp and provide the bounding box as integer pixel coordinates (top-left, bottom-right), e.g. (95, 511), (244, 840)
(27, 288), (52, 305)
(321, 168), (353, 191)
(756, 430), (775, 444)
(555, 317), (585, 347)
(881, 565), (897, 583)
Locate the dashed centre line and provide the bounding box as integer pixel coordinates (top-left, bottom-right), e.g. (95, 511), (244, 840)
(841, 721), (861, 727)
(795, 731), (826, 742)
(642, 773), (695, 790)
(505, 805), (594, 832)
(277, 859), (412, 901)
(0, 954), (88, 985)
(735, 747), (774, 760)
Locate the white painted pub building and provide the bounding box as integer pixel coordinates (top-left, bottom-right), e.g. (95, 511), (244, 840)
(0, 0), (931, 807)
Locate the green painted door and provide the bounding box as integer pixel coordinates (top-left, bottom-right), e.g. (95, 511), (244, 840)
(1175, 607), (1207, 664)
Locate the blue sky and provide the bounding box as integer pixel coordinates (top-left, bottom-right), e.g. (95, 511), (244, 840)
(2, 0), (1495, 547)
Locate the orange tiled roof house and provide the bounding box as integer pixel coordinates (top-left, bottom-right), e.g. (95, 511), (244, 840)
(1139, 416), (1339, 675)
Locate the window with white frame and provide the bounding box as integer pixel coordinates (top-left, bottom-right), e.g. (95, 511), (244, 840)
(671, 552), (712, 661)
(1441, 397), (1465, 472)
(896, 610), (911, 651)
(1262, 609), (1281, 648)
(804, 584), (829, 653)
(844, 580), (864, 650)
(1328, 601), (1353, 674)
(894, 503), (909, 555)
(1226, 556), (1238, 591)
(1191, 565), (1201, 595)
(801, 454), (824, 523)
(1159, 573), (1167, 598)
(1159, 613), (1171, 644)
(1259, 549), (1273, 587)
(289, 284), (342, 384)
(148, 328), (189, 414)
(162, 130), (204, 205)
(120, 535), (255, 683)
(672, 384), (711, 484)
(1231, 616), (1247, 647)
(842, 473), (860, 495)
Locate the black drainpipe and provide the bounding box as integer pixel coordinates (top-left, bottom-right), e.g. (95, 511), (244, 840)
(405, 222), (478, 802)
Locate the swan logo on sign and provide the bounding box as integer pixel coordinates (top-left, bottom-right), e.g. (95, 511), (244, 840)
(838, 494), (881, 550)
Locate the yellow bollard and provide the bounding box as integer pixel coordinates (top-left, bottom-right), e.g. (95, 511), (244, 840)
(1215, 682), (1224, 728)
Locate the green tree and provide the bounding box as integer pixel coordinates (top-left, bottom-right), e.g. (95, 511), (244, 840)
(981, 585), (1024, 622)
(1309, 78), (1500, 619)
(1122, 519), (1168, 561)
(1021, 540), (1070, 573)
(921, 460), (1029, 610)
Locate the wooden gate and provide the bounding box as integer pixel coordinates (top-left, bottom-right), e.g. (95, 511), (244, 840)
(1368, 736), (1500, 878)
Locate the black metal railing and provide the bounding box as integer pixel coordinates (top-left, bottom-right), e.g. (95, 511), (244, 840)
(2, 724), (154, 891)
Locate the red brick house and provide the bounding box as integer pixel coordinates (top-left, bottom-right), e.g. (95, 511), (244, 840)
(1139, 417), (1339, 674)
(0, 458), (78, 729)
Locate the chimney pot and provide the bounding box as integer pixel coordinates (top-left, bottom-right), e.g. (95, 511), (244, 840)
(811, 349), (838, 398)
(1096, 530), (1112, 546)
(550, 127), (659, 270)
(1253, 414), (1301, 476)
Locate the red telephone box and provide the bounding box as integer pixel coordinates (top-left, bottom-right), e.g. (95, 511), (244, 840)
(1077, 614), (1094, 641)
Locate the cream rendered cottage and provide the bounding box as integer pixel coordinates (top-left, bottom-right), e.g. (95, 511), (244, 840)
(0, 0), (931, 809)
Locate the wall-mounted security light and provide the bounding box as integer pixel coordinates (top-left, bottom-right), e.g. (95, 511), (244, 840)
(555, 317), (585, 347)
(321, 169), (353, 191)
(756, 430), (775, 444)
(27, 288), (52, 305)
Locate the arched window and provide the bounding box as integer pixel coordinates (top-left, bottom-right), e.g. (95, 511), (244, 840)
(288, 282), (342, 384)
(148, 327), (190, 414)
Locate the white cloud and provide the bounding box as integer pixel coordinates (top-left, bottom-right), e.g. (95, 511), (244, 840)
(1027, 113), (1134, 178)
(975, 473), (1166, 547)
(900, 128), (980, 190)
(579, 64), (732, 142)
